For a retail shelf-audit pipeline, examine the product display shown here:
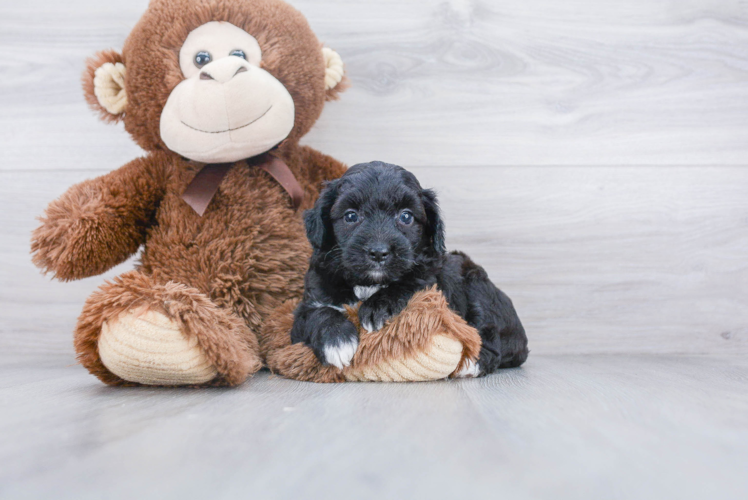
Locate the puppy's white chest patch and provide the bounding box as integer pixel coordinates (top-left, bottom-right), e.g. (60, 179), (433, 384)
(354, 285), (382, 301)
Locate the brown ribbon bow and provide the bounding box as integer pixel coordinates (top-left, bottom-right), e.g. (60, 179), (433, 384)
(182, 153), (304, 216)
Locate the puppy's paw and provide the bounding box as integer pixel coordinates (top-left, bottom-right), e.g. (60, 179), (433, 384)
(358, 300), (396, 332)
(311, 319), (359, 370)
(323, 338), (359, 369)
(454, 359), (481, 378)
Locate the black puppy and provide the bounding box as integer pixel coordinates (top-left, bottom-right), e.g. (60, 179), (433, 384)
(290, 162), (528, 376)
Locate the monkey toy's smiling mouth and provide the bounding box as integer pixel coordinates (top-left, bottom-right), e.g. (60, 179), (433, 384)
(179, 105), (273, 135)
(160, 62), (295, 163)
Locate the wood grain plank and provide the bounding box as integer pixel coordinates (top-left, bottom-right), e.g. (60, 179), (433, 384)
(2, 0), (748, 170)
(3, 165), (746, 357)
(1, 356), (747, 499)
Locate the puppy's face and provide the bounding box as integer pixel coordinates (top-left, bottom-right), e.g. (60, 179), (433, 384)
(330, 174), (422, 285)
(306, 162), (445, 286)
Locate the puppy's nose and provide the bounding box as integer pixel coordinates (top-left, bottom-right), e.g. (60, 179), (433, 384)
(368, 244), (390, 263)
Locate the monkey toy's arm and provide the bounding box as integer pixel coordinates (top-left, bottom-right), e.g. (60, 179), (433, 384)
(31, 156), (166, 281)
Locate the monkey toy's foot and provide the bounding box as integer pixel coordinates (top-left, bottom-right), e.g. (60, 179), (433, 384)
(260, 286), (482, 383)
(75, 271), (262, 387)
(98, 308), (218, 385)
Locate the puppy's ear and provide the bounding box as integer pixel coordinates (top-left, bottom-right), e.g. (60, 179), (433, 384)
(421, 189), (446, 255)
(304, 207), (325, 250)
(305, 180), (340, 250)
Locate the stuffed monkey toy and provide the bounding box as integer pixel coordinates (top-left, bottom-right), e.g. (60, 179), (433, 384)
(31, 0), (481, 386)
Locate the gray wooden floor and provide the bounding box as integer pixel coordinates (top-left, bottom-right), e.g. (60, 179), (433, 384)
(2, 355), (748, 499)
(1, 0), (747, 498)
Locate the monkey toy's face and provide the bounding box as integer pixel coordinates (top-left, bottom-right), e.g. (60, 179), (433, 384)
(160, 22), (295, 163)
(82, 0), (347, 164)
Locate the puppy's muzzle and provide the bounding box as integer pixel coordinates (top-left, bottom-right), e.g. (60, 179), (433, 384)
(367, 242), (390, 264)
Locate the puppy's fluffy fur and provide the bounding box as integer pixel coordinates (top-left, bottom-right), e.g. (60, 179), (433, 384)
(290, 162), (528, 375)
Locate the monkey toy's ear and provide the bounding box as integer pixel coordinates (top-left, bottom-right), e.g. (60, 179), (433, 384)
(322, 47), (350, 101)
(82, 49), (127, 123)
(304, 179), (340, 250)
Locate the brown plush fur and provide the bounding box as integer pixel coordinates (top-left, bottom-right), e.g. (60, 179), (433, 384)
(31, 0), (348, 386)
(260, 287), (482, 383)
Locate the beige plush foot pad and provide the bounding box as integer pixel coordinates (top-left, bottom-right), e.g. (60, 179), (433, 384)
(344, 334), (463, 382)
(98, 309), (218, 386)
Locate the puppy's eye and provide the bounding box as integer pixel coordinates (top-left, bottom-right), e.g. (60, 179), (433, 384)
(344, 210), (359, 223)
(229, 49), (247, 60)
(398, 210), (414, 225)
(194, 51), (212, 67)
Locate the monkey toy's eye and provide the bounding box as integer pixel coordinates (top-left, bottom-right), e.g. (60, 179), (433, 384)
(344, 210), (359, 223)
(229, 49), (247, 60)
(194, 51), (212, 67)
(398, 210), (414, 225)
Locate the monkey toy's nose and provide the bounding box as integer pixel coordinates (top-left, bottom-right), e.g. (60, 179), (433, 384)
(368, 243), (391, 264)
(199, 57), (250, 84)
